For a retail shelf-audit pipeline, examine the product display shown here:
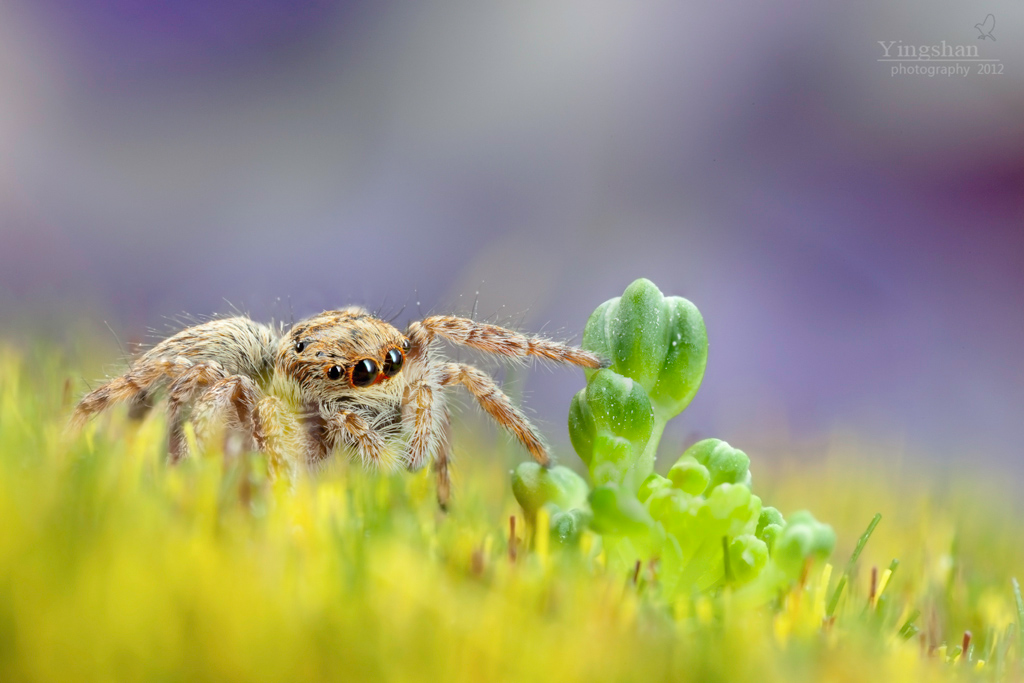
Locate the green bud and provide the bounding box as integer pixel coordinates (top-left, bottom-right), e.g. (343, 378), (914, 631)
(772, 510), (836, 577)
(683, 438), (752, 490)
(645, 486), (695, 524)
(637, 473), (672, 503)
(729, 534), (769, 584)
(582, 278), (708, 421)
(756, 506), (786, 550)
(511, 463), (589, 521)
(705, 484), (761, 535)
(757, 506), (785, 533)
(550, 508), (591, 545)
(568, 369), (654, 486)
(760, 523), (784, 552)
(666, 456), (711, 495)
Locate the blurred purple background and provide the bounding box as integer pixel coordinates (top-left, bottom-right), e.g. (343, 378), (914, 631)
(1, 2), (1022, 467)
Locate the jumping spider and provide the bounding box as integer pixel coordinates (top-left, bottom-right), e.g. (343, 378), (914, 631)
(72, 307), (605, 506)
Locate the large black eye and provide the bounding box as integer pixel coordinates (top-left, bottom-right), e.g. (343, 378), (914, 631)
(350, 359), (378, 387)
(382, 348), (404, 377)
(295, 341), (306, 353)
(327, 365), (342, 380)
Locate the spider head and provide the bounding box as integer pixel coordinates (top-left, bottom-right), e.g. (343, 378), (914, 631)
(277, 307), (410, 409)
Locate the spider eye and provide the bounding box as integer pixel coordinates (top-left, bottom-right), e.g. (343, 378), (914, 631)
(400, 338), (411, 352)
(295, 341), (306, 353)
(327, 365), (342, 380)
(382, 348), (404, 378)
(350, 359), (378, 387)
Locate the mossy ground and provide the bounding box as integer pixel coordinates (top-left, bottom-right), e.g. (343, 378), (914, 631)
(1, 345), (1022, 682)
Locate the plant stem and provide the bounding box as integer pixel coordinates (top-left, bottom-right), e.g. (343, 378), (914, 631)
(633, 418), (667, 487)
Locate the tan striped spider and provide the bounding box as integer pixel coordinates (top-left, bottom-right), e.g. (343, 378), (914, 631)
(72, 307), (604, 507)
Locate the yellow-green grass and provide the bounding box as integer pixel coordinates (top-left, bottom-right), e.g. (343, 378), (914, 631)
(1, 345), (1022, 682)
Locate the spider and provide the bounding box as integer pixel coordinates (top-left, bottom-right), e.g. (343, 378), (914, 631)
(71, 307), (605, 507)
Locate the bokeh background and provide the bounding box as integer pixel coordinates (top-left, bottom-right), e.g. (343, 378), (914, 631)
(1, 1), (1022, 471)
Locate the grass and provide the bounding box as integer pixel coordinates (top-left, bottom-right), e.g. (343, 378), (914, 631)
(1, 344), (1023, 681)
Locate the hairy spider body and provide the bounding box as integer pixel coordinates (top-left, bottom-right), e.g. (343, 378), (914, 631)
(72, 307), (604, 506)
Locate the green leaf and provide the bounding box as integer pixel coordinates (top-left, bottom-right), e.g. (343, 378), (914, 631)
(588, 485), (658, 538)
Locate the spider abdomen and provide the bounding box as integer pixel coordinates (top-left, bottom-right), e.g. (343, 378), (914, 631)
(143, 317), (279, 383)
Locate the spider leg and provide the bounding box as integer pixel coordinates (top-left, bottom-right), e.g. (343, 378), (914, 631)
(324, 410), (397, 471)
(165, 362), (229, 461)
(402, 373), (452, 506)
(408, 316), (604, 368)
(437, 362), (549, 466)
(188, 376), (300, 479)
(127, 391), (154, 421)
(403, 378), (440, 475)
(72, 316), (277, 431)
(71, 356), (193, 430)
(433, 407), (452, 510)
(249, 396), (304, 479)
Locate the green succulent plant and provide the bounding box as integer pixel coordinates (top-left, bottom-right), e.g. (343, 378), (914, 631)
(581, 278), (708, 478)
(513, 278), (835, 597)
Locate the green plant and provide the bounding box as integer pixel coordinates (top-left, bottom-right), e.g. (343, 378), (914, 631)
(511, 463), (591, 543)
(580, 278), (708, 484)
(516, 278), (835, 598)
(568, 368), (654, 490)
(3, 344), (1021, 681)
